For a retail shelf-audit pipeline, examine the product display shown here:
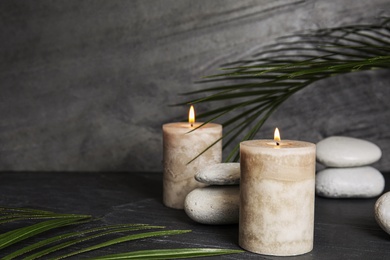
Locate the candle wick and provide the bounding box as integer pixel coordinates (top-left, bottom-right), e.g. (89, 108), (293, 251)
(276, 142), (280, 146)
(191, 123), (193, 127)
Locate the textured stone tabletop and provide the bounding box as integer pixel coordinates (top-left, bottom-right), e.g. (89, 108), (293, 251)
(0, 171), (389, 259)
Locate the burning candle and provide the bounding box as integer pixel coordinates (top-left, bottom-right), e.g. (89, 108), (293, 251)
(162, 106), (222, 209)
(239, 128), (316, 256)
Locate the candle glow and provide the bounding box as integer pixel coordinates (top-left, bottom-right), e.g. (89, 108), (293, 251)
(274, 128), (281, 145)
(189, 105), (195, 127)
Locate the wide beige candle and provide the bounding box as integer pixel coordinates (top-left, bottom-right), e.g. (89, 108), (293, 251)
(239, 130), (316, 256)
(162, 106), (222, 209)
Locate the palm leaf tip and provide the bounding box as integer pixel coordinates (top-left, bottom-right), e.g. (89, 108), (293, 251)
(53, 229), (193, 259)
(88, 248), (244, 259)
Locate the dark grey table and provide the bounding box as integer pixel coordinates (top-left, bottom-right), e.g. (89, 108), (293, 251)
(0, 172), (389, 259)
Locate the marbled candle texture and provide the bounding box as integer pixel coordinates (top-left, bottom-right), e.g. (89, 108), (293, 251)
(162, 122), (222, 209)
(239, 140), (316, 256)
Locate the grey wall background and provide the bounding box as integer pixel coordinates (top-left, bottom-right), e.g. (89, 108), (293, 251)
(1, 0), (389, 172)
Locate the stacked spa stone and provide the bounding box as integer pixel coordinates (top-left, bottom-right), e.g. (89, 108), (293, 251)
(315, 136), (384, 198)
(184, 163), (240, 225)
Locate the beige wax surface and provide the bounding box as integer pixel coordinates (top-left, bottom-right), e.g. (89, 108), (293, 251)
(239, 139), (316, 256)
(163, 122), (222, 209)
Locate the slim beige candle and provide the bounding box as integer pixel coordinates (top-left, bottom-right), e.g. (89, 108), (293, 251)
(162, 106), (222, 209)
(239, 129), (316, 256)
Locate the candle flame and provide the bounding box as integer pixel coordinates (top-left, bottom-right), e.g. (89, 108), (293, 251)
(189, 105), (195, 127)
(274, 128), (281, 142)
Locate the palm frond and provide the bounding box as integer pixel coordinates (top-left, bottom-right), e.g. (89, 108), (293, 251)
(3, 224), (154, 259)
(182, 19), (390, 162)
(0, 207), (243, 259)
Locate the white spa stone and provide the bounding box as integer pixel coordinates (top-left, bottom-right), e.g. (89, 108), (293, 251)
(375, 192), (390, 235)
(195, 163), (240, 185)
(316, 166), (385, 198)
(184, 186), (239, 225)
(316, 136), (382, 167)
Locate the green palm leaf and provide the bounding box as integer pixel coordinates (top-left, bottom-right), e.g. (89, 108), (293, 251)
(182, 18), (390, 162)
(0, 217), (89, 250)
(53, 230), (192, 260)
(0, 207), (90, 224)
(0, 207), (242, 259)
(89, 248), (244, 259)
(3, 224), (159, 260)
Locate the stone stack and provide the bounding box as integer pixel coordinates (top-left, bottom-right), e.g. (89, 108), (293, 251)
(183, 136), (386, 225)
(184, 163), (240, 224)
(315, 136), (384, 198)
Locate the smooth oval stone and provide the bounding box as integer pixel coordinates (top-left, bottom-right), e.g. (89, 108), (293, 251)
(195, 163), (240, 185)
(184, 186), (239, 225)
(316, 166), (385, 198)
(375, 192), (390, 235)
(316, 136), (382, 167)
